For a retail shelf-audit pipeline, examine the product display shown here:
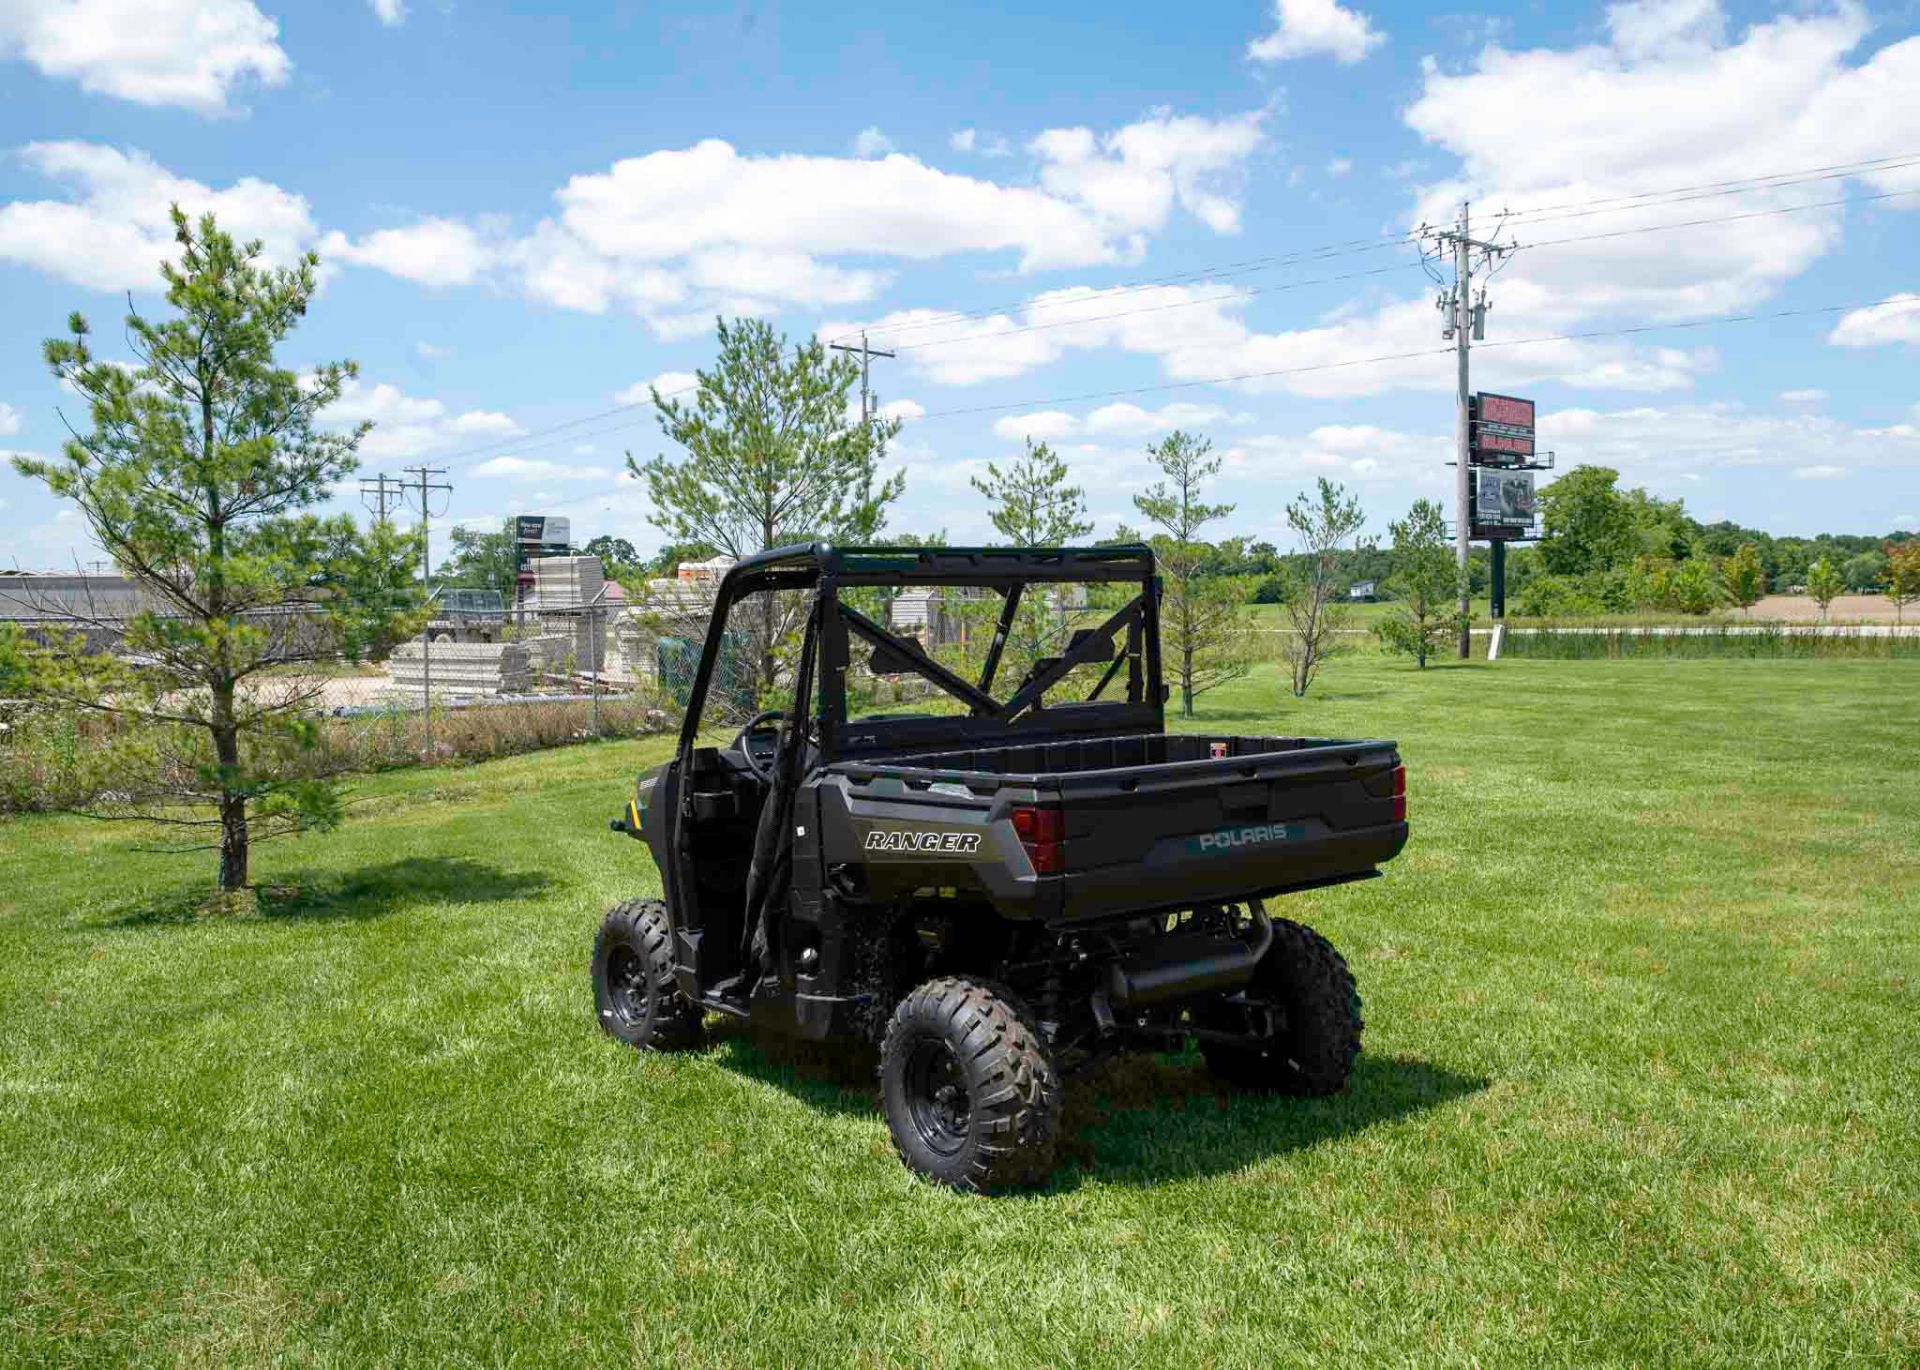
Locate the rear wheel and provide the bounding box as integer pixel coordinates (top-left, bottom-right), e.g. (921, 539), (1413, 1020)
(592, 899), (703, 1051)
(1202, 918), (1361, 1095)
(879, 977), (1062, 1193)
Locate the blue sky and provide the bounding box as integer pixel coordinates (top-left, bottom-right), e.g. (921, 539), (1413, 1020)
(2, 0), (1917, 569)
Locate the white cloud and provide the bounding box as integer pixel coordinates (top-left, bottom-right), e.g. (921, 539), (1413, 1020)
(1248, 0), (1384, 64)
(613, 371), (700, 406)
(1605, 0), (1723, 61)
(468, 456), (611, 482)
(0, 0), (288, 113)
(321, 218), (496, 287)
(322, 379), (524, 460)
(949, 129), (977, 153)
(1778, 388), (1826, 403)
(839, 281), (1713, 396)
(1829, 295), (1920, 348)
(1541, 403), (1918, 486)
(990, 411), (1081, 442)
(990, 400), (1240, 441)
(416, 341), (450, 361)
(0, 142), (317, 292)
(877, 398), (924, 422)
(445, 411), (522, 438)
(369, 0), (405, 25)
(898, 3), (1914, 402)
(1029, 109), (1266, 236)
(1326, 157), (1352, 177)
(335, 113), (1263, 332)
(0, 403), (20, 437)
(852, 127), (894, 158)
(1894, 514), (1917, 530)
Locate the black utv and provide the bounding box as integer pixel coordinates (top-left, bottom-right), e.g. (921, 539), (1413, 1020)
(597, 544), (1407, 1191)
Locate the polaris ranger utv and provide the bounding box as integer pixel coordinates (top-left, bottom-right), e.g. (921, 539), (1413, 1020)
(597, 544), (1407, 1190)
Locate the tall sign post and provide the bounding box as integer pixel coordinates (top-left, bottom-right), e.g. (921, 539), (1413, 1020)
(1426, 203), (1513, 656)
(1466, 392), (1550, 616)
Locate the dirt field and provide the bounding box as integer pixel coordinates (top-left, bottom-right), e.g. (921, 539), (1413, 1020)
(1749, 593), (1905, 622)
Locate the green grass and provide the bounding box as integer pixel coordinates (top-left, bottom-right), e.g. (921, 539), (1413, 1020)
(3, 654), (1918, 1366)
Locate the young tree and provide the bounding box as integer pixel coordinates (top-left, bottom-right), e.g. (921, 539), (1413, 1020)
(968, 440), (1095, 673)
(1885, 540), (1920, 626)
(1373, 499), (1459, 668)
(1807, 556), (1844, 621)
(1280, 479), (1365, 697)
(970, 439), (1093, 545)
(1537, 466), (1638, 577)
(13, 210), (418, 894)
(1667, 556), (1721, 615)
(1132, 431), (1254, 716)
(1721, 541), (1767, 615)
(632, 317), (904, 695)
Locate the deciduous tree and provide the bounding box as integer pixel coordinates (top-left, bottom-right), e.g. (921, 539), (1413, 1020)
(1280, 479), (1365, 697)
(1885, 540), (1920, 626)
(1807, 556), (1844, 621)
(1721, 541), (1767, 615)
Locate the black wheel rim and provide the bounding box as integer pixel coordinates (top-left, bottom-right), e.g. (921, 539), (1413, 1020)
(903, 1036), (971, 1157)
(606, 945), (648, 1026)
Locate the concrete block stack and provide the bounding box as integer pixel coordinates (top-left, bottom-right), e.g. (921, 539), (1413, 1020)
(384, 640), (531, 701)
(526, 555), (605, 673)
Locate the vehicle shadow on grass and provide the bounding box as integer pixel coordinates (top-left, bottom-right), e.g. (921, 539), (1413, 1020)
(705, 1022), (1485, 1189)
(87, 856), (553, 927)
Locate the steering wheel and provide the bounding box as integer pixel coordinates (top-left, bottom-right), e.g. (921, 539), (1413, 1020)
(731, 709), (785, 783)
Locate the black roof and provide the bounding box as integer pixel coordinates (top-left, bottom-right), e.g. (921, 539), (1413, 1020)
(725, 542), (1155, 588)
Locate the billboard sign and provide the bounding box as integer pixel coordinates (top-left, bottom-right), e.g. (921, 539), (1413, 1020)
(1472, 468), (1536, 539)
(515, 514), (570, 546)
(1471, 392), (1536, 463)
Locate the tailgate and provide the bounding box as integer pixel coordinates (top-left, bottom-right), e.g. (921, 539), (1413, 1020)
(1055, 735), (1406, 920)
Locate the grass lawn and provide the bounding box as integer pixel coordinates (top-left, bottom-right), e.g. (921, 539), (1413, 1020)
(2, 654), (1916, 1366)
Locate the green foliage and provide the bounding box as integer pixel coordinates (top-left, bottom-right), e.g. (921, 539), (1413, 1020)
(1885, 541), (1920, 625)
(1280, 478), (1365, 697)
(1538, 466), (1639, 576)
(1132, 431), (1253, 715)
(580, 535), (642, 583)
(1721, 542), (1767, 613)
(1374, 499), (1462, 668)
(632, 317), (904, 559)
(970, 439), (1093, 546)
(437, 519), (520, 598)
(11, 210), (420, 890)
(1665, 556), (1721, 615)
(1500, 625), (1919, 660)
(1807, 557), (1844, 618)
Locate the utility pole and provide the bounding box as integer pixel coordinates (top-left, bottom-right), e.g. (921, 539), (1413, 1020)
(358, 471), (400, 524)
(1426, 202), (1512, 659)
(402, 465), (453, 751)
(830, 331), (896, 435)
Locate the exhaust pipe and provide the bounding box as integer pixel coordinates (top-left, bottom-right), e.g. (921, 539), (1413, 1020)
(1105, 904), (1273, 1007)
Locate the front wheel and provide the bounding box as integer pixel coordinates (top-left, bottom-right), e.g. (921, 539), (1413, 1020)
(879, 978), (1062, 1193)
(1202, 918), (1361, 1095)
(592, 899), (704, 1052)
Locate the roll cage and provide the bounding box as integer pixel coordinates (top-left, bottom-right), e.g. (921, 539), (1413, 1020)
(674, 542), (1165, 767)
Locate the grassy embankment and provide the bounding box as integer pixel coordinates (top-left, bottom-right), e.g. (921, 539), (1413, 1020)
(2, 653), (1916, 1365)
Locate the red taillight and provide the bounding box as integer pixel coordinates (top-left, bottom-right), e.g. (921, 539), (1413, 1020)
(1391, 764), (1407, 822)
(1010, 805), (1064, 874)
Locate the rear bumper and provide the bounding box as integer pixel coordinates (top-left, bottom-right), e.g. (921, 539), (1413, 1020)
(1058, 820), (1407, 921)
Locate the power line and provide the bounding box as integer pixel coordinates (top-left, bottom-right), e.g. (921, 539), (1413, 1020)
(890, 294), (1918, 422)
(431, 156), (1920, 471)
(830, 150), (1920, 347)
(818, 187), (1920, 360)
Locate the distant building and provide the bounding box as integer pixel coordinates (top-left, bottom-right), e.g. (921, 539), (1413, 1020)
(1349, 580), (1380, 602)
(676, 555), (736, 585)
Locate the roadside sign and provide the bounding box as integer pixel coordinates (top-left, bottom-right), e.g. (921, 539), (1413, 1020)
(1470, 392), (1536, 463)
